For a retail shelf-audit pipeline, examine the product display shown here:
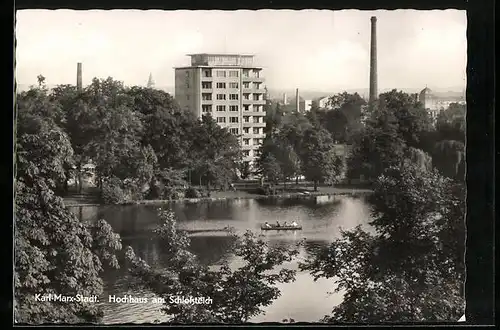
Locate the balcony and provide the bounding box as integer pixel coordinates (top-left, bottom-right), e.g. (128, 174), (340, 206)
(242, 99), (266, 105)
(242, 122), (266, 128)
(242, 88), (265, 94)
(201, 88), (213, 93)
(242, 111), (266, 116)
(241, 76), (265, 83)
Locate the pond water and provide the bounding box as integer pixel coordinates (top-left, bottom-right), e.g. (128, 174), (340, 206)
(70, 195), (373, 324)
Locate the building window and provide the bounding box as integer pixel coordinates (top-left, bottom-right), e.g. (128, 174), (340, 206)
(243, 94), (250, 100)
(229, 117), (239, 123)
(202, 105), (212, 112)
(243, 138), (250, 145)
(229, 71), (239, 77)
(229, 105), (238, 112)
(217, 117), (226, 123)
(216, 70), (226, 77)
(203, 70), (212, 77)
(253, 82), (260, 89)
(202, 82), (212, 89)
(243, 150), (250, 157)
(243, 82), (250, 89)
(216, 94), (226, 100)
(243, 116), (249, 123)
(253, 138), (260, 145)
(253, 94), (260, 101)
(253, 116), (260, 123)
(253, 127), (260, 134)
(230, 128), (239, 135)
(243, 127), (250, 134)
(202, 93), (212, 101)
(229, 82), (239, 89)
(216, 105), (226, 112)
(229, 94), (239, 100)
(253, 105), (260, 112)
(186, 83), (190, 88)
(216, 82), (226, 89)
(243, 105), (250, 111)
(186, 71), (190, 77)
(242, 70), (250, 78)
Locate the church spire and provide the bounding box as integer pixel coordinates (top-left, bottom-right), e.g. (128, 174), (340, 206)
(147, 73), (155, 88)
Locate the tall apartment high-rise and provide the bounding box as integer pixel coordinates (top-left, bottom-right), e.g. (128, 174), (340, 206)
(174, 54), (266, 169)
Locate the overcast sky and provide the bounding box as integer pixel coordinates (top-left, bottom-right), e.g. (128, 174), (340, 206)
(16, 9), (466, 92)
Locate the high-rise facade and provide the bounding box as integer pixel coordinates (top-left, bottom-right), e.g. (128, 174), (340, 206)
(175, 54), (266, 168)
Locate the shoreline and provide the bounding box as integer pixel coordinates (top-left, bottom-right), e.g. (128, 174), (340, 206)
(64, 189), (372, 208)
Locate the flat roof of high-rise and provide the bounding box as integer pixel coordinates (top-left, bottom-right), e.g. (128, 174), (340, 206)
(187, 53), (255, 57)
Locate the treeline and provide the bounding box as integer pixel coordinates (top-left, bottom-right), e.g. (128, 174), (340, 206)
(17, 76), (241, 204)
(256, 89), (465, 191)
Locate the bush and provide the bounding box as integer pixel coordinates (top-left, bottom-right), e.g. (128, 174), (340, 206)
(185, 186), (201, 198)
(163, 186), (184, 200)
(101, 178), (127, 204)
(253, 186), (276, 196)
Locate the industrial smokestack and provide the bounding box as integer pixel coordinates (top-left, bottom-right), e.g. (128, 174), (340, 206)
(283, 93), (287, 105)
(77, 62), (82, 91)
(296, 88), (300, 112)
(369, 16), (378, 108)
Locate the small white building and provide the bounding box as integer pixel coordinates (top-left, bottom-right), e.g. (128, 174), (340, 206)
(299, 99), (312, 112)
(314, 96), (333, 110)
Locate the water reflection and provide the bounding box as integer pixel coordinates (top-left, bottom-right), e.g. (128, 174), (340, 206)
(68, 196), (372, 323)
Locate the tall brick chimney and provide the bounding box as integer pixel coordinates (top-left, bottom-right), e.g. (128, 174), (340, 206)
(296, 88), (300, 112)
(77, 62), (82, 91)
(369, 16), (378, 108)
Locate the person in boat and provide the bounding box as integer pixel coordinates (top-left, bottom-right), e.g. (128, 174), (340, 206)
(283, 221), (289, 227)
(275, 221), (280, 227)
(291, 221), (299, 227)
(264, 222), (271, 228)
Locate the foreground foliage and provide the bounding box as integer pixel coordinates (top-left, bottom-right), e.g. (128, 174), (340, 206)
(126, 209), (301, 323)
(300, 162), (465, 322)
(15, 83), (123, 323)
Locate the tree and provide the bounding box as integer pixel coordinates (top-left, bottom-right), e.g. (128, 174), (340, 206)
(379, 89), (433, 150)
(435, 103), (465, 143)
(300, 162), (465, 322)
(126, 87), (196, 170)
(346, 108), (406, 182)
(299, 127), (343, 191)
(264, 103), (284, 135)
(191, 115), (241, 189)
(255, 138), (283, 186)
(15, 85), (122, 323)
(125, 208), (301, 323)
(324, 92), (366, 143)
(431, 140), (465, 181)
(16, 84), (73, 193)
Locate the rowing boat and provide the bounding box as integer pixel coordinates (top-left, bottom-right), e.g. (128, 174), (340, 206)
(261, 225), (302, 231)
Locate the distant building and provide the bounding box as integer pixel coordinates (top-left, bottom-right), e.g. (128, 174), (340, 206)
(418, 87), (466, 123)
(314, 96), (333, 110)
(299, 99), (312, 112)
(174, 53), (266, 169)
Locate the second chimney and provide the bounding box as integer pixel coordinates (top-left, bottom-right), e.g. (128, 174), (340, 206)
(77, 62), (82, 91)
(296, 88), (300, 112)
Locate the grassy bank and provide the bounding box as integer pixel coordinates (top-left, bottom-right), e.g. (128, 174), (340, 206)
(64, 186), (373, 207)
